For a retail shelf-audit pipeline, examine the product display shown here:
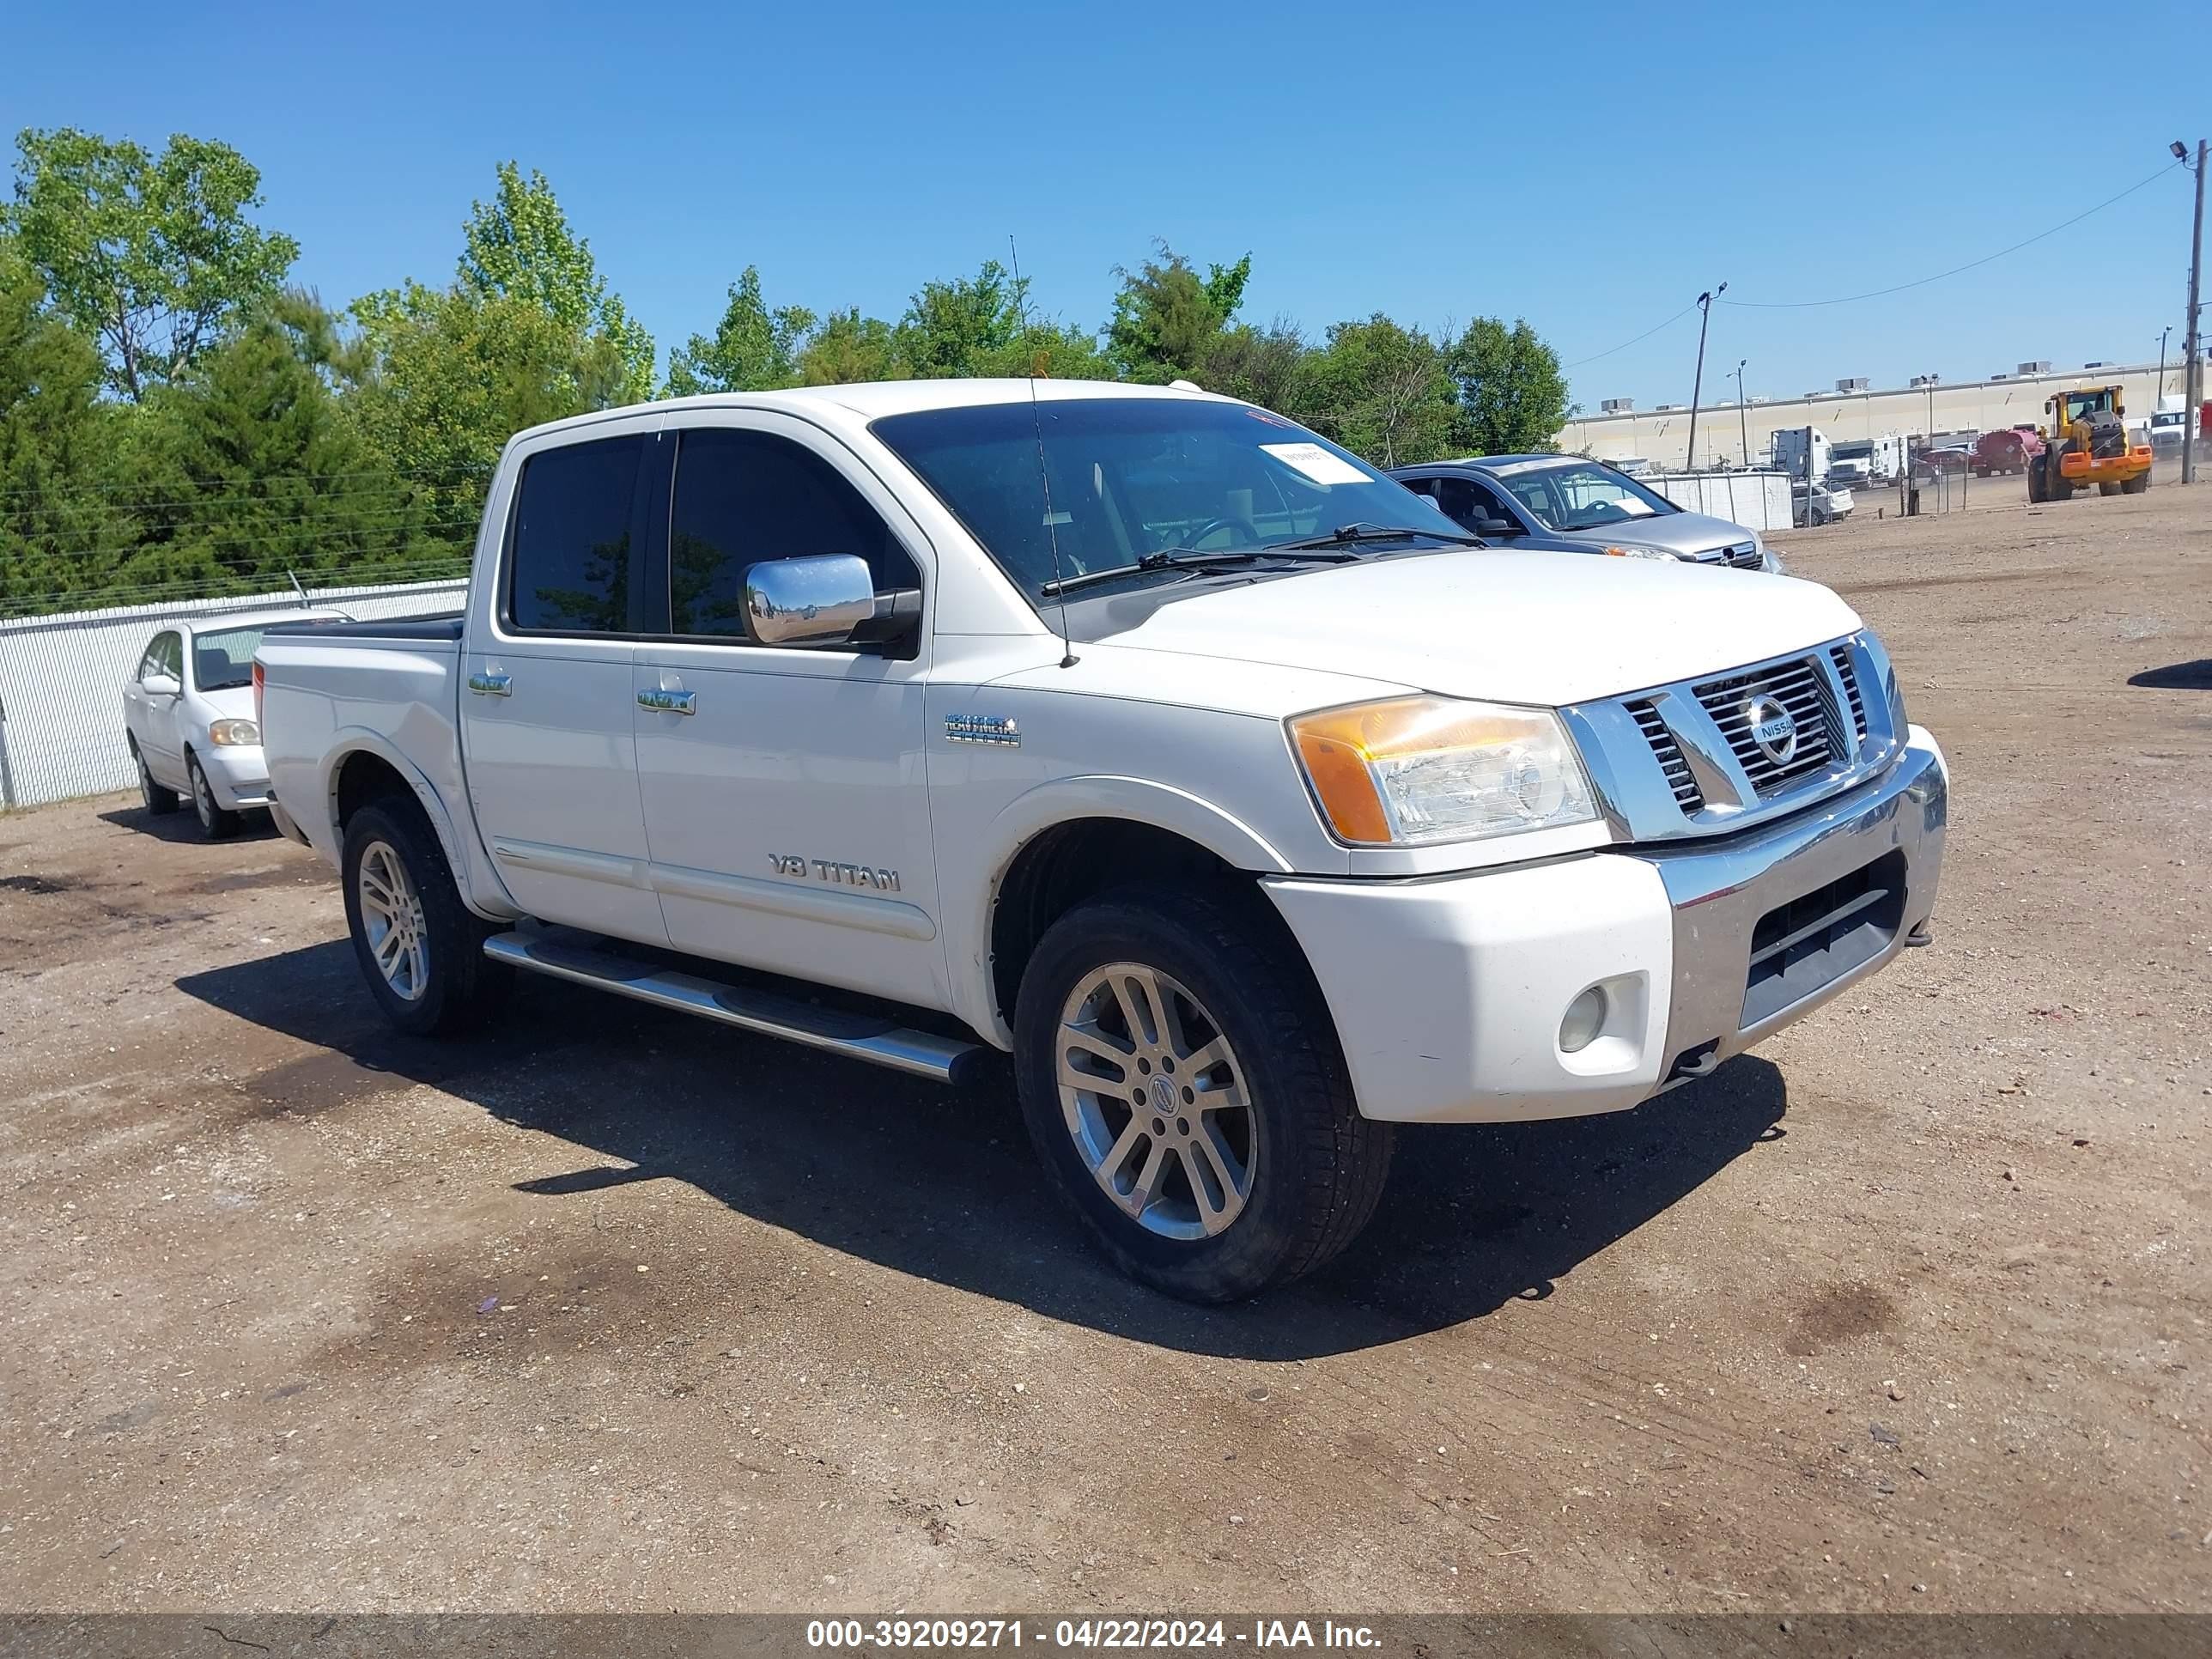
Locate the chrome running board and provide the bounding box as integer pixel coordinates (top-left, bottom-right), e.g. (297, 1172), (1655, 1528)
(483, 931), (986, 1085)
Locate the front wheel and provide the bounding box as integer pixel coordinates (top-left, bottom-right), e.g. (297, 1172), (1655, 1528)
(1013, 885), (1391, 1302)
(341, 799), (511, 1036)
(187, 755), (242, 840)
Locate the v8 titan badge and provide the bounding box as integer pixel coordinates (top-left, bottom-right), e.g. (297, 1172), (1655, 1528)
(945, 714), (1020, 746)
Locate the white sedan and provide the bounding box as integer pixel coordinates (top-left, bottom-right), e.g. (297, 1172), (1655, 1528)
(121, 609), (342, 838)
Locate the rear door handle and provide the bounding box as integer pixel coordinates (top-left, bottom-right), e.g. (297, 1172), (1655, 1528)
(467, 672), (512, 696)
(637, 688), (696, 715)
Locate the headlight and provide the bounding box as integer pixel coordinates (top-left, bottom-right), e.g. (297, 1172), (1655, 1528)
(1600, 544), (1675, 560)
(1289, 696), (1597, 847)
(208, 718), (260, 747)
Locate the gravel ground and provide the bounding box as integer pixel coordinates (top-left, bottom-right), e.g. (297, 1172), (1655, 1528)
(1, 481), (2206, 1614)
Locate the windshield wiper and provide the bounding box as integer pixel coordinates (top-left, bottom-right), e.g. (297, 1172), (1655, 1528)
(1267, 520), (1486, 550)
(1039, 545), (1356, 598)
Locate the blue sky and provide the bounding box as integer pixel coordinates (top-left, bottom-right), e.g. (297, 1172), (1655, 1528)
(7, 1), (2209, 408)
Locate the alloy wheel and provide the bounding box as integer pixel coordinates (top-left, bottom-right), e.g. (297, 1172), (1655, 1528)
(1054, 963), (1255, 1241)
(356, 841), (429, 1002)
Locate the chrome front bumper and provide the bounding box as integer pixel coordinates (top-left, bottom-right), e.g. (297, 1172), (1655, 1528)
(1640, 727), (1948, 1087)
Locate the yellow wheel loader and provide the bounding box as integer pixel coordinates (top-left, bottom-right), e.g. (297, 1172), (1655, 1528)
(2027, 386), (2152, 501)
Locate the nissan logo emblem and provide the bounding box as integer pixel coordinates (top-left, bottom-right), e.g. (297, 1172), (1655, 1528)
(1743, 696), (1798, 765)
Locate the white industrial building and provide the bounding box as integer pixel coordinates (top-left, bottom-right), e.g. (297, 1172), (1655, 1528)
(1556, 356), (2202, 471)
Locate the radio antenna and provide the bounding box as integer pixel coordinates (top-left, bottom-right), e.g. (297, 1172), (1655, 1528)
(1009, 234), (1077, 668)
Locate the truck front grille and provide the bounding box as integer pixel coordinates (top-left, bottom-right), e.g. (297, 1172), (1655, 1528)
(1629, 699), (1704, 811)
(1829, 644), (1869, 741)
(1692, 655), (1838, 796)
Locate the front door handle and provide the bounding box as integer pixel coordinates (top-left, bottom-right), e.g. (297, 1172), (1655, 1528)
(637, 688), (696, 715)
(467, 672), (512, 697)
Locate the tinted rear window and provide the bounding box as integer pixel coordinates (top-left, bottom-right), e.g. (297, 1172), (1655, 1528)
(507, 435), (645, 633)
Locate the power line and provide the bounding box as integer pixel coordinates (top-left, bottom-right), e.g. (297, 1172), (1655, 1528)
(1721, 161), (2185, 309)
(1563, 301), (1698, 369)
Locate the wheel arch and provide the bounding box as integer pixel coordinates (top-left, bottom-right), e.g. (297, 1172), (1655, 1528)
(959, 778), (1297, 1048)
(318, 732), (515, 920)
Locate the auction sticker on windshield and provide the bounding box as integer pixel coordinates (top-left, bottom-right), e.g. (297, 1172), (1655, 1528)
(1260, 442), (1370, 486)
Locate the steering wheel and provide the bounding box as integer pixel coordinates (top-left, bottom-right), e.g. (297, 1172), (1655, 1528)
(1178, 515), (1262, 550)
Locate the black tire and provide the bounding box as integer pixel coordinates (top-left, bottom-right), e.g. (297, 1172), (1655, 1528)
(186, 753), (243, 841)
(2122, 471), (2149, 495)
(1012, 884), (1391, 1302)
(134, 743), (179, 816)
(340, 797), (512, 1036)
(2098, 482), (2120, 497)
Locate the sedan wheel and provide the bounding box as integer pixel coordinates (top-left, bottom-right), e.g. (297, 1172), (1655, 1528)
(356, 839), (430, 1002)
(1055, 961), (1256, 1241)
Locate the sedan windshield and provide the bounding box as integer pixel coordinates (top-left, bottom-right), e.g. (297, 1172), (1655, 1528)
(871, 398), (1465, 602)
(1491, 461), (1678, 533)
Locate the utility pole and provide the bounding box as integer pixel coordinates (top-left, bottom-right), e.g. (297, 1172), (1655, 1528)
(1733, 359), (1749, 467)
(1684, 282), (1725, 473)
(2179, 139), (2205, 483)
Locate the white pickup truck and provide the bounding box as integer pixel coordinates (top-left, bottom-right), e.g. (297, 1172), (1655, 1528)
(258, 380), (1947, 1301)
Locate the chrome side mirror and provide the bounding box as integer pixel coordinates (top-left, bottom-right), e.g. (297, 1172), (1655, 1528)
(744, 555), (877, 647)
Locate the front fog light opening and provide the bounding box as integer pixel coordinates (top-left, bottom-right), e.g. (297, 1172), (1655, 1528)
(1559, 985), (1609, 1054)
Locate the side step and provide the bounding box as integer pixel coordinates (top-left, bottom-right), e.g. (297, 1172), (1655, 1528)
(483, 931), (988, 1085)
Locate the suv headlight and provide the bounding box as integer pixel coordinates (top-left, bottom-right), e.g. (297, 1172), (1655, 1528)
(1289, 696), (1596, 847)
(1600, 543), (1675, 561)
(208, 718), (260, 747)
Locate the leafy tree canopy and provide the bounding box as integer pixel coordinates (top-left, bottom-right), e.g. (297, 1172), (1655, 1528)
(4, 126), (298, 401)
(1107, 242), (1251, 382)
(1447, 317), (1571, 456)
(1291, 315), (1460, 469)
(665, 266), (816, 396)
(454, 161), (655, 403)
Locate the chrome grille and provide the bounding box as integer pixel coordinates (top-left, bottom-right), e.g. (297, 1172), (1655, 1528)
(1719, 541), (1762, 568)
(1692, 655), (1838, 795)
(1830, 644), (1868, 740)
(1629, 699), (1703, 810)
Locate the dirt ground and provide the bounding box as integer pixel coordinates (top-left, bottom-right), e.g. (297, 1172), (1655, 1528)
(2, 480), (2207, 1617)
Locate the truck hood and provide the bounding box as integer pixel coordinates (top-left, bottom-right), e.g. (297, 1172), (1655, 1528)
(1096, 549), (1863, 707)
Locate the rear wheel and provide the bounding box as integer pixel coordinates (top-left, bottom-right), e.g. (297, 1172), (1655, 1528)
(187, 754), (242, 841)
(2122, 471), (2149, 495)
(135, 744), (179, 816)
(2027, 457), (2046, 502)
(1013, 885), (1392, 1302)
(2098, 481), (2120, 497)
(341, 798), (511, 1036)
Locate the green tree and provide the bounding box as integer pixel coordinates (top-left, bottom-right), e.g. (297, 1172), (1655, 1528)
(5, 127), (298, 401)
(348, 282), (630, 540)
(895, 260), (1025, 379)
(1106, 242), (1251, 382)
(0, 236), (139, 604)
(795, 307), (901, 385)
(1291, 315), (1459, 467)
(1446, 317), (1571, 455)
(122, 292), (430, 592)
(1200, 319), (1306, 412)
(664, 266), (816, 395)
(454, 161), (655, 402)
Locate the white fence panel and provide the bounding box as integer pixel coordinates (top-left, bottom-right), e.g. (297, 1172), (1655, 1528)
(0, 577), (465, 811)
(1646, 471), (1793, 532)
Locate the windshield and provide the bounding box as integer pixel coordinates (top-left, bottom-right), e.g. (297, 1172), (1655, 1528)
(1490, 461), (1677, 532)
(870, 398), (1463, 602)
(191, 626), (270, 691)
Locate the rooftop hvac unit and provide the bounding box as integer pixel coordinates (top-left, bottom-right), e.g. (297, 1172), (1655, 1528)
(1910, 374), (1942, 387)
(1836, 376), (1870, 392)
(1653, 402), (1680, 411)
(1600, 398), (1634, 413)
(2082, 361), (2106, 369)
(1990, 372), (2008, 380)
(2017, 360), (2051, 375)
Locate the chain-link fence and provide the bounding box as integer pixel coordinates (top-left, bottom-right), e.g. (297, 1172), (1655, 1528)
(0, 565), (466, 810)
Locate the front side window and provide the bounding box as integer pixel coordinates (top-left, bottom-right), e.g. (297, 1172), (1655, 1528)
(872, 398), (1461, 603)
(507, 434), (646, 634)
(1495, 462), (1678, 532)
(138, 635), (174, 682)
(667, 428), (918, 640)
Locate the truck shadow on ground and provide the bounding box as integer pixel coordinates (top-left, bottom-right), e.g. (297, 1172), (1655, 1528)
(179, 941), (1789, 1362)
(2127, 659), (2212, 690)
